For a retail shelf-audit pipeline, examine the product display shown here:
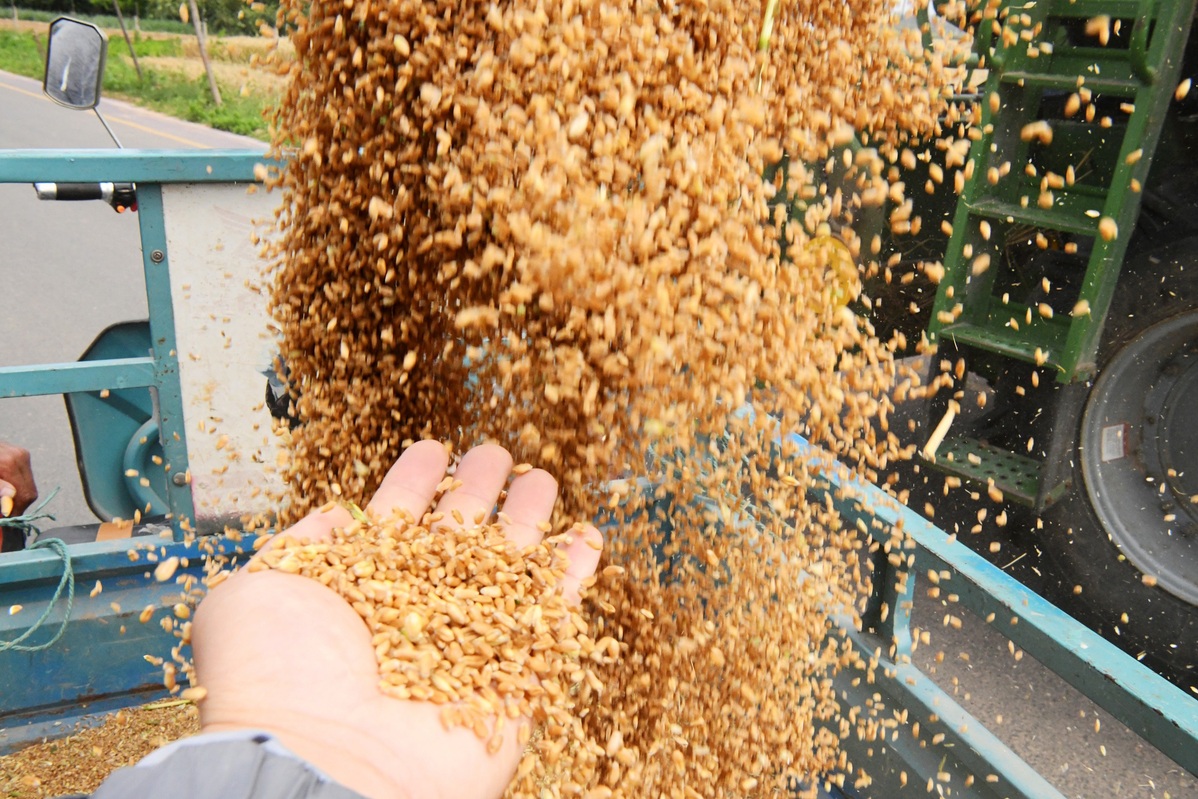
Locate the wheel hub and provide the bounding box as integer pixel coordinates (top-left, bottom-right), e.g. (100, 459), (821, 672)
(1081, 310), (1198, 606)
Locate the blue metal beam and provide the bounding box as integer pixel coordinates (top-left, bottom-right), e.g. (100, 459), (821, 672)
(833, 623), (1070, 799)
(0, 358), (156, 397)
(134, 184), (195, 539)
(0, 149), (270, 184)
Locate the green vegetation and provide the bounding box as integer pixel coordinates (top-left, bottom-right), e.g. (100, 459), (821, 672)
(107, 34), (183, 58)
(0, 25), (44, 75)
(6, 8), (191, 34)
(0, 28), (274, 140)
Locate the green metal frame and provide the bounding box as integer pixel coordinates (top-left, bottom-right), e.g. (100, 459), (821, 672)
(928, 0), (1197, 382)
(921, 0), (1197, 508)
(0, 150), (267, 539)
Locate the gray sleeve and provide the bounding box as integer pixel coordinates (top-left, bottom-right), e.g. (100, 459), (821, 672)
(88, 731), (367, 799)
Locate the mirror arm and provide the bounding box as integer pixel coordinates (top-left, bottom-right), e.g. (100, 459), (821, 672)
(93, 107), (123, 149)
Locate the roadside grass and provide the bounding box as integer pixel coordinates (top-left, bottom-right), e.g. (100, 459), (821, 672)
(0, 26), (43, 76)
(107, 35), (185, 59)
(0, 28), (275, 140)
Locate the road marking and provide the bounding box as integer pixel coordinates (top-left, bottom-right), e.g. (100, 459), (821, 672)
(107, 112), (209, 148)
(0, 76), (45, 102)
(0, 74), (210, 148)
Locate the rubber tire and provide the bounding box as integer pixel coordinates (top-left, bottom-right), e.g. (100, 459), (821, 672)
(1039, 237), (1198, 690)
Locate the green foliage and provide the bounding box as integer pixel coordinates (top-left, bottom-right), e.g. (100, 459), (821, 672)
(10, 7), (191, 34)
(103, 53), (273, 138)
(0, 29), (45, 78)
(183, 93), (268, 136)
(203, 0), (281, 35)
(10, 1), (280, 36)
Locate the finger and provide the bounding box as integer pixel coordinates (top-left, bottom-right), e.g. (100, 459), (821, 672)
(557, 524), (604, 606)
(432, 444), (513, 529)
(0, 479), (13, 517)
(365, 439), (450, 521)
(256, 440), (450, 557)
(498, 468), (558, 550)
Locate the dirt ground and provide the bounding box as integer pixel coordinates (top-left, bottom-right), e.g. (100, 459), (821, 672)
(138, 54), (289, 96)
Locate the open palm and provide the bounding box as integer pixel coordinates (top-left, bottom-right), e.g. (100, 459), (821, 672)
(192, 441), (603, 799)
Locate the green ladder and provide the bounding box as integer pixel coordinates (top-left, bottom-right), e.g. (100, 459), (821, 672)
(925, 0), (1196, 506)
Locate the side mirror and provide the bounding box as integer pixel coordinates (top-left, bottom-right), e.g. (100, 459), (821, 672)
(43, 17), (108, 110)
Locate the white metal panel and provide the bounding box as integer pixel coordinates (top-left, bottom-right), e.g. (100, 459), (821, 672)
(161, 183), (286, 529)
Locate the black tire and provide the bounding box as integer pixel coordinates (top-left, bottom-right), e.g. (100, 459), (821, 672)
(1039, 237), (1198, 689)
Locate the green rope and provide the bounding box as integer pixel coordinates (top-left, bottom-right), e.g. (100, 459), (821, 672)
(0, 488), (76, 653)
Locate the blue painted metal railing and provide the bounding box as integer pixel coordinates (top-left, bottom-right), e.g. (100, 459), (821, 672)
(0, 151), (1195, 799)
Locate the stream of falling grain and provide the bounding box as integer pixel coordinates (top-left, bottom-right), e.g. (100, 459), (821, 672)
(260, 0), (971, 795)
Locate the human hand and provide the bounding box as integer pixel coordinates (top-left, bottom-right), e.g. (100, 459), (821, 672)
(192, 441), (603, 799)
(0, 442), (37, 518)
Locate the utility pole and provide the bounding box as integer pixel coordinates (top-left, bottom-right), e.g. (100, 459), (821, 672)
(112, 0), (143, 81)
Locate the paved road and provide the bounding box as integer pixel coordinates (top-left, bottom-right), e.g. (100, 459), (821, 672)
(0, 68), (264, 528)
(1, 68), (1195, 799)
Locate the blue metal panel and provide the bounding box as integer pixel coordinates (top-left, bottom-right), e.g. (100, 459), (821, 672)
(0, 535), (262, 753)
(1, 536), (187, 584)
(62, 322), (165, 522)
(0, 149), (268, 184)
(831, 647), (1069, 799)
(0, 358), (156, 398)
